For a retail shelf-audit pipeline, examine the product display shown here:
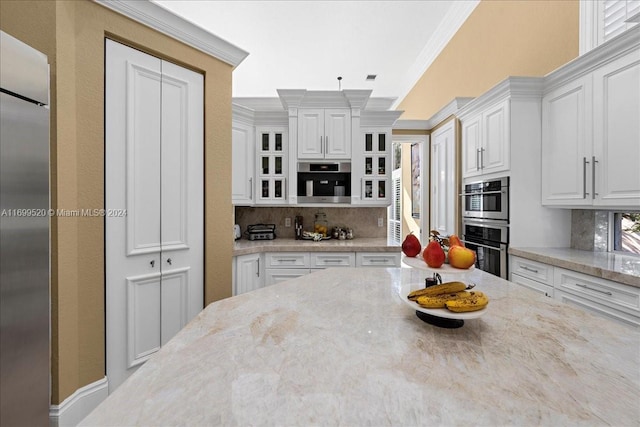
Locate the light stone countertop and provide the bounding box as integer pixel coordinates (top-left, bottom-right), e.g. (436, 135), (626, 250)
(81, 267), (640, 426)
(510, 247), (640, 288)
(234, 237), (400, 256)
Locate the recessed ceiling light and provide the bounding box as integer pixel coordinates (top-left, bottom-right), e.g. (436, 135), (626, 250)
(366, 74), (377, 81)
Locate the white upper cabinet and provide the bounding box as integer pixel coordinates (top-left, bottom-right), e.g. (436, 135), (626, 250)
(542, 29), (640, 209)
(297, 108), (351, 159)
(232, 106), (255, 205)
(542, 77), (592, 206)
(461, 99), (510, 178)
(255, 126), (288, 204)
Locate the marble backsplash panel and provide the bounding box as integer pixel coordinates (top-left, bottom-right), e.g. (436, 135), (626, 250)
(571, 210), (609, 251)
(234, 207), (388, 239)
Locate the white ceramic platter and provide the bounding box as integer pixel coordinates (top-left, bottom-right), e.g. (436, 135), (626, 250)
(398, 282), (487, 320)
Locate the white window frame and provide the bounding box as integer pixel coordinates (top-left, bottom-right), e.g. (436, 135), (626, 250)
(580, 0), (640, 54)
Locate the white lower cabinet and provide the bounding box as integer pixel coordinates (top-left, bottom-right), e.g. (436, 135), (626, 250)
(235, 250), (402, 291)
(356, 252), (401, 267)
(234, 253), (264, 296)
(553, 267), (640, 329)
(311, 252), (355, 268)
(265, 252), (311, 286)
(509, 256), (554, 298)
(510, 255), (640, 329)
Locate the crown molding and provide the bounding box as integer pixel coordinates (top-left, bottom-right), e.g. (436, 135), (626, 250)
(233, 97), (284, 111)
(277, 89), (373, 110)
(544, 25), (640, 94)
(360, 110), (404, 127)
(232, 103), (255, 125)
(392, 0), (480, 110)
(456, 77), (544, 121)
(425, 97), (474, 128)
(94, 0), (249, 67)
(392, 120), (430, 130)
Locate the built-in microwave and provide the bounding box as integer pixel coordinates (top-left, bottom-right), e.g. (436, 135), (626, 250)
(297, 162), (351, 203)
(461, 177), (509, 221)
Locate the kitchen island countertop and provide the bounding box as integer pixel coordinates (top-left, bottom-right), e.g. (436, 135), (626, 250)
(234, 237), (400, 256)
(510, 247), (640, 287)
(80, 267), (639, 426)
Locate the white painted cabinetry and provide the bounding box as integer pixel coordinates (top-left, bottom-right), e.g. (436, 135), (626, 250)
(359, 128), (391, 204)
(542, 32), (640, 209)
(430, 120), (457, 237)
(510, 255), (639, 329)
(232, 108), (255, 205)
(297, 108), (351, 159)
(255, 126), (288, 204)
(355, 252), (401, 267)
(461, 99), (510, 178)
(554, 267), (640, 329)
(509, 256), (554, 298)
(234, 253), (264, 295)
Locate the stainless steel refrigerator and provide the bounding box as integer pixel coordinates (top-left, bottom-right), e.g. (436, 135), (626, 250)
(0, 30), (50, 426)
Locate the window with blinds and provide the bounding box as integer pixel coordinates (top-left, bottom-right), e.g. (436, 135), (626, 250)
(388, 143), (402, 245)
(603, 0), (640, 42)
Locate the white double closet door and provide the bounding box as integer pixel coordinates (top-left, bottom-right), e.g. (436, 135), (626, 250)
(105, 39), (203, 392)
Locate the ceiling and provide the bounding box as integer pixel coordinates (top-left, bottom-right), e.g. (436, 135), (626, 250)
(154, 0), (478, 107)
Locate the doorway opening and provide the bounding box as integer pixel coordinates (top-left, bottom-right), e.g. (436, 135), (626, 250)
(388, 135), (429, 246)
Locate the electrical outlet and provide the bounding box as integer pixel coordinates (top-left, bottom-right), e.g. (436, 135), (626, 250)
(378, 217), (384, 227)
(284, 217), (291, 227)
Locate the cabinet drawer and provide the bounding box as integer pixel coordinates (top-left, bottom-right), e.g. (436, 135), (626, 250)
(554, 267), (640, 317)
(511, 273), (553, 298)
(510, 256), (553, 283)
(356, 252), (401, 267)
(310, 252), (355, 268)
(264, 268), (310, 286)
(555, 289), (640, 330)
(265, 252), (310, 268)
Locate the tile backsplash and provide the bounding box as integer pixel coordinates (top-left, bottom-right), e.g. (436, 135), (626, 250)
(234, 207), (388, 239)
(570, 210), (609, 251)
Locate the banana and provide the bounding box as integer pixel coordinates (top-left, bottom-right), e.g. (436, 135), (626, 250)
(415, 291), (471, 308)
(444, 291), (489, 312)
(407, 281), (468, 300)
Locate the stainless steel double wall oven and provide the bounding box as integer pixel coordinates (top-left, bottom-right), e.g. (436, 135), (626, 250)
(461, 177), (509, 279)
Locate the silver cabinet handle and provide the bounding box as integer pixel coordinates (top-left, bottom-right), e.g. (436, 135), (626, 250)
(325, 137), (328, 154)
(583, 157), (590, 198)
(369, 259), (388, 263)
(278, 259), (298, 263)
(249, 177), (253, 199)
(150, 260), (155, 267)
(167, 258), (172, 265)
(480, 147), (485, 169)
(576, 283), (612, 296)
(256, 259), (260, 277)
(476, 148), (480, 171)
(521, 265), (538, 273)
(592, 156), (598, 199)
(323, 259), (342, 263)
(320, 136), (323, 153)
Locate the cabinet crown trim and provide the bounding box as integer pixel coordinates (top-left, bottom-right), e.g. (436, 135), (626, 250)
(361, 110), (404, 127)
(544, 26), (640, 94)
(456, 77), (543, 121)
(94, 0), (249, 67)
(277, 89), (372, 110)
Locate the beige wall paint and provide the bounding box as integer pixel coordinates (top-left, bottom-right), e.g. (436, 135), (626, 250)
(398, 0), (579, 119)
(1, 0), (234, 403)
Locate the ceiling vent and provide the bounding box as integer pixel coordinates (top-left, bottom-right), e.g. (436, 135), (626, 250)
(366, 74), (377, 81)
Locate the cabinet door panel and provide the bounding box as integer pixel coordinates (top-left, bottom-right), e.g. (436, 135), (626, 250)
(325, 109), (351, 159)
(461, 116), (481, 178)
(541, 78), (592, 205)
(430, 121), (455, 237)
(482, 101), (509, 174)
(298, 109), (323, 159)
(232, 122), (254, 204)
(593, 51), (640, 206)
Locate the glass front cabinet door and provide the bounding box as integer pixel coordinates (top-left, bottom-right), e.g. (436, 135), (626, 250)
(361, 129), (390, 203)
(256, 127), (288, 204)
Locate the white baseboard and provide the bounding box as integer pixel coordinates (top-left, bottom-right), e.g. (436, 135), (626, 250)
(49, 377), (108, 427)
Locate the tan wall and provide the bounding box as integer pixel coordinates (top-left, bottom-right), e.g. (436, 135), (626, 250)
(1, 0), (234, 404)
(398, 0), (579, 119)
